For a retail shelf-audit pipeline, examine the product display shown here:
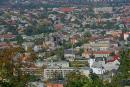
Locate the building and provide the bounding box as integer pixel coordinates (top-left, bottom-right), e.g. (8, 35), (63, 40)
(20, 67), (43, 76)
(88, 56), (120, 74)
(82, 40), (110, 51)
(47, 61), (69, 68)
(44, 67), (90, 80)
(94, 7), (113, 14)
(22, 42), (34, 51)
(93, 51), (112, 57)
(35, 61), (69, 68)
(44, 67), (75, 80)
(0, 34), (16, 40)
(47, 84), (64, 87)
(64, 49), (77, 59)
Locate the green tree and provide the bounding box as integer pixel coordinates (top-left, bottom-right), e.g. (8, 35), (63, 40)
(55, 47), (64, 60)
(16, 35), (24, 44)
(109, 51), (130, 87)
(84, 31), (91, 38)
(65, 71), (89, 87)
(65, 71), (104, 87)
(0, 47), (34, 87)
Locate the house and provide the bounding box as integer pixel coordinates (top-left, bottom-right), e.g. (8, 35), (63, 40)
(94, 7), (113, 14)
(47, 61), (69, 68)
(20, 67), (42, 76)
(88, 55), (120, 74)
(0, 42), (19, 49)
(33, 45), (43, 52)
(0, 34), (16, 40)
(82, 40), (110, 51)
(82, 50), (112, 58)
(55, 7), (75, 13)
(22, 35), (34, 41)
(54, 24), (64, 30)
(48, 14), (57, 20)
(64, 49), (77, 60)
(22, 42), (34, 51)
(124, 32), (130, 40)
(88, 59), (106, 74)
(93, 51), (112, 57)
(82, 50), (91, 58)
(103, 60), (120, 71)
(47, 84), (63, 87)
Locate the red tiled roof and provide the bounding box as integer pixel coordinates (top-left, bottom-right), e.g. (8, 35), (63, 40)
(47, 84), (64, 87)
(0, 43), (9, 47)
(107, 54), (120, 63)
(0, 42), (13, 48)
(94, 51), (112, 54)
(57, 8), (74, 13)
(55, 24), (64, 30)
(0, 34), (16, 39)
(113, 54), (120, 60)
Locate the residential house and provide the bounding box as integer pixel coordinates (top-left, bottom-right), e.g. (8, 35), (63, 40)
(94, 7), (113, 14)
(93, 51), (112, 57)
(33, 45), (43, 52)
(0, 34), (16, 40)
(47, 84), (63, 87)
(88, 55), (120, 74)
(22, 42), (34, 51)
(64, 49), (77, 61)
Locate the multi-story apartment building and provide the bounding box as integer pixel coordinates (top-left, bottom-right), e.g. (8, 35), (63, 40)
(44, 68), (75, 80)
(44, 67), (90, 80)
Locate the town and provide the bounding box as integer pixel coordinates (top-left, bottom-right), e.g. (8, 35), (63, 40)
(0, 0), (130, 87)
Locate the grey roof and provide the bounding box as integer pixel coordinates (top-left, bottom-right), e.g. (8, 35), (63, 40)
(64, 49), (77, 54)
(92, 61), (105, 68)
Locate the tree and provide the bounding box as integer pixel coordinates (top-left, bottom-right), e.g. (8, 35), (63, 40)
(16, 35), (24, 45)
(84, 31), (91, 38)
(65, 71), (104, 87)
(109, 50), (130, 87)
(89, 73), (104, 87)
(0, 47), (33, 87)
(55, 47), (64, 60)
(118, 51), (130, 79)
(65, 71), (89, 87)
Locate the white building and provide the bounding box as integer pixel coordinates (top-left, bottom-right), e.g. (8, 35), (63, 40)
(82, 40), (110, 51)
(47, 61), (69, 68)
(22, 42), (34, 51)
(88, 57), (120, 75)
(35, 61), (69, 68)
(33, 45), (42, 52)
(91, 61), (106, 74)
(44, 67), (90, 80)
(94, 7), (113, 14)
(44, 67), (75, 80)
